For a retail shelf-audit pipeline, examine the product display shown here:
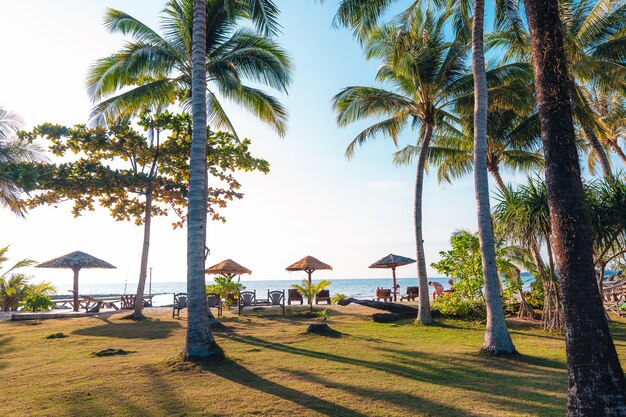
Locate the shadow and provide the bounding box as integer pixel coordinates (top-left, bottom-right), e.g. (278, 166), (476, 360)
(277, 368), (482, 417)
(72, 316), (182, 340)
(0, 336), (14, 371)
(224, 333), (566, 416)
(188, 358), (368, 417)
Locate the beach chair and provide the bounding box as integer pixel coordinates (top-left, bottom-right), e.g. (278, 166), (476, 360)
(288, 288), (303, 305)
(238, 290), (256, 315)
(375, 287), (392, 302)
(400, 286), (419, 302)
(206, 292), (223, 317)
(604, 281), (626, 317)
(316, 290), (331, 305)
(172, 293), (188, 318)
(268, 290), (285, 315)
(120, 295), (136, 310)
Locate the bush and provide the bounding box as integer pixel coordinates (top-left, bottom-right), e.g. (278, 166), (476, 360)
(21, 294), (55, 312)
(432, 294), (486, 320)
(331, 293), (347, 305)
(206, 274), (245, 309)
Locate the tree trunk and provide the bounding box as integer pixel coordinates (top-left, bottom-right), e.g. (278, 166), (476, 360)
(523, 0), (626, 413)
(607, 139), (626, 166)
(472, 0), (516, 355)
(489, 165), (507, 193)
(415, 122), (433, 324)
(184, 0), (221, 360)
(132, 188), (152, 319)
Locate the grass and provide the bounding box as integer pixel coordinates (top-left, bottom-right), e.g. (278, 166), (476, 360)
(0, 305), (625, 417)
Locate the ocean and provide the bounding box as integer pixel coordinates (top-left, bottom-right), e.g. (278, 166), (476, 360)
(54, 277), (460, 307)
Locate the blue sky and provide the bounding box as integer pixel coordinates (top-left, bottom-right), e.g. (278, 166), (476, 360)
(1, 0), (524, 291)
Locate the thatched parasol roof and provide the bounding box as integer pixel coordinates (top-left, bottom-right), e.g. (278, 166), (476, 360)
(286, 256), (333, 272)
(369, 254), (416, 269)
(36, 251), (116, 270)
(205, 259), (251, 275)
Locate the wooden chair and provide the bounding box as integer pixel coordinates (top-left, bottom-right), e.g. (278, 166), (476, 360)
(604, 281), (626, 317)
(375, 287), (392, 302)
(206, 292), (223, 317)
(238, 290), (256, 315)
(400, 287), (419, 302)
(288, 288), (303, 305)
(316, 290), (331, 305)
(120, 295), (136, 310)
(268, 290), (285, 315)
(172, 293), (188, 318)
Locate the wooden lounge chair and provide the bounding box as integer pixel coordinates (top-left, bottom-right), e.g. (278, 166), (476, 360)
(604, 281), (626, 317)
(268, 290), (285, 315)
(316, 290), (331, 305)
(238, 290), (256, 315)
(375, 287), (392, 302)
(120, 295), (136, 310)
(206, 292), (223, 317)
(288, 288), (303, 305)
(172, 292), (188, 318)
(400, 286), (419, 302)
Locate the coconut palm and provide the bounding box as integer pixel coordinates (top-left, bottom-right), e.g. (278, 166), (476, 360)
(87, 0), (291, 137)
(332, 0), (516, 353)
(521, 0), (626, 412)
(489, 0), (626, 178)
(585, 87), (626, 167)
(333, 8), (468, 324)
(0, 245), (39, 311)
(291, 279), (331, 312)
(0, 107), (44, 216)
(425, 108), (543, 192)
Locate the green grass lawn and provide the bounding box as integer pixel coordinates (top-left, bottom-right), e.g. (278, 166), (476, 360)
(1, 305), (625, 417)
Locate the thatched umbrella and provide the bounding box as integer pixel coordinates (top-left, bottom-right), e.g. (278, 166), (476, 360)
(369, 254), (416, 301)
(286, 256), (332, 283)
(205, 259), (251, 283)
(37, 251), (116, 311)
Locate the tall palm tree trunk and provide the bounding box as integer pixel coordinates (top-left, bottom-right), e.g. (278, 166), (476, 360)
(184, 0), (221, 360)
(132, 188), (152, 319)
(488, 165), (506, 193)
(416, 122), (433, 324)
(472, 0), (516, 355)
(523, 0), (626, 413)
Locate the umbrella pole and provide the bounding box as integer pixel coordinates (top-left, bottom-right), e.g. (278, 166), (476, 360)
(392, 266), (397, 302)
(72, 267), (80, 312)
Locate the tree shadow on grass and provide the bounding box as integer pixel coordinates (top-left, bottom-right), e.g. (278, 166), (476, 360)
(0, 336), (14, 371)
(224, 334), (566, 416)
(72, 317), (182, 340)
(192, 358), (369, 417)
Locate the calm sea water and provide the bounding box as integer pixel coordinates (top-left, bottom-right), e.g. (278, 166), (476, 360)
(56, 277), (459, 307)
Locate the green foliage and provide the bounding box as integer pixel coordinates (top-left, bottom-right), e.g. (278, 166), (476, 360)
(21, 294), (55, 312)
(0, 245), (54, 311)
(432, 293), (486, 320)
(291, 280), (332, 311)
(7, 113), (269, 227)
(431, 230), (484, 300)
(316, 308), (331, 322)
(525, 279), (544, 309)
(331, 293), (347, 305)
(206, 274), (246, 309)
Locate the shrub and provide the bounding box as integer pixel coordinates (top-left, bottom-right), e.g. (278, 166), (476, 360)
(316, 308), (331, 322)
(331, 293), (347, 305)
(206, 274), (245, 309)
(21, 294), (55, 312)
(432, 294), (486, 320)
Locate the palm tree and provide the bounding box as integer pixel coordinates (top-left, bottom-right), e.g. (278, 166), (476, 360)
(291, 280), (332, 312)
(87, 0), (291, 137)
(521, 0), (626, 413)
(333, 0), (516, 354)
(489, 0), (626, 178)
(0, 107), (44, 216)
(333, 8), (468, 324)
(585, 87), (626, 167)
(426, 108), (543, 193)
(0, 245), (38, 311)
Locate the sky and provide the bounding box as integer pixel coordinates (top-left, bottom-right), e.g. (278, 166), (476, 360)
(1, 0), (526, 291)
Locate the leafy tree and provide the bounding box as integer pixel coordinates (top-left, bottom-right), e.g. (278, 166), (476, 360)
(291, 279), (331, 312)
(0, 107), (44, 215)
(4, 112), (269, 320)
(87, 0), (291, 137)
(333, 7), (469, 324)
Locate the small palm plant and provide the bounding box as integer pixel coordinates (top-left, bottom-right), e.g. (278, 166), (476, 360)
(0, 246), (54, 311)
(316, 308), (331, 322)
(291, 279), (331, 312)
